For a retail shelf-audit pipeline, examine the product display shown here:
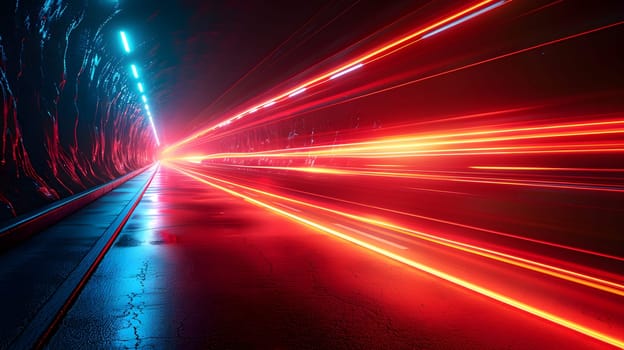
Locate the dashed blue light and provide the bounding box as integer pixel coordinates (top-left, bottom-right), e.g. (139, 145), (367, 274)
(119, 31), (160, 147)
(130, 64), (139, 79)
(120, 31), (131, 53)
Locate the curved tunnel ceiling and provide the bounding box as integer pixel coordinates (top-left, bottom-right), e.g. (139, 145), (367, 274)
(1, 0), (623, 228)
(127, 0), (423, 145)
(0, 0), (420, 218)
(0, 1), (623, 347)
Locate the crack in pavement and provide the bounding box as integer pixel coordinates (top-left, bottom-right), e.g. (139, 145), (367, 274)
(120, 260), (149, 349)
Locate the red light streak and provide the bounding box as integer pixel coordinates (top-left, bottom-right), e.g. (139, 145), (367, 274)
(160, 3), (624, 346)
(171, 165), (624, 295)
(244, 184), (624, 263)
(165, 17), (623, 155)
(163, 0), (509, 154)
(471, 166), (624, 172)
(171, 118), (624, 160)
(168, 162), (624, 349)
(329, 63), (364, 80)
(176, 164), (624, 193)
(192, 21), (622, 145)
(169, 115), (624, 204)
(169, 115), (624, 195)
(288, 87), (307, 98)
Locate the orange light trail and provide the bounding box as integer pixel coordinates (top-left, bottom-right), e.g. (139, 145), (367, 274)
(186, 163), (624, 193)
(471, 166), (624, 172)
(163, 0), (509, 154)
(168, 115), (624, 194)
(165, 19), (624, 155)
(242, 184), (624, 263)
(174, 143), (624, 164)
(318, 21), (624, 120)
(172, 164), (624, 297)
(158, 2), (624, 345)
(170, 118), (624, 160)
(168, 163), (624, 349)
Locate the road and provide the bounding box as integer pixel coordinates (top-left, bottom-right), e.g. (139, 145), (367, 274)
(49, 164), (621, 349)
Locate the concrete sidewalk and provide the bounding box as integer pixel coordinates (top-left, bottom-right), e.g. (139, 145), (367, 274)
(0, 165), (156, 349)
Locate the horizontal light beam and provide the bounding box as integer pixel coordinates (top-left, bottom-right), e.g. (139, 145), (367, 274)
(164, 0), (512, 154)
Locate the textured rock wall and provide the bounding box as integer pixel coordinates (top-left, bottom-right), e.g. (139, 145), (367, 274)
(0, 0), (155, 221)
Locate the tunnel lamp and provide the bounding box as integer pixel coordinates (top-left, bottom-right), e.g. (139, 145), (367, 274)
(118, 30), (160, 148)
(131, 65), (139, 79)
(120, 31), (131, 53)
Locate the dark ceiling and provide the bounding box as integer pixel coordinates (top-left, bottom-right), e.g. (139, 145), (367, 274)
(113, 0), (422, 144)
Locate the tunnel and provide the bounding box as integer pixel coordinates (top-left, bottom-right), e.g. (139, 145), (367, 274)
(1, 0), (623, 348)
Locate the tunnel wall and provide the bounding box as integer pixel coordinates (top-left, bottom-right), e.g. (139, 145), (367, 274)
(0, 0), (155, 221)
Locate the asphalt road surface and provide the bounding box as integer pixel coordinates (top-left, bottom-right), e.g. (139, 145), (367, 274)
(48, 165), (617, 349)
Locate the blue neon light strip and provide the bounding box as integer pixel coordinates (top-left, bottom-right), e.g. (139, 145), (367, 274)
(120, 31), (131, 53)
(119, 32), (160, 146)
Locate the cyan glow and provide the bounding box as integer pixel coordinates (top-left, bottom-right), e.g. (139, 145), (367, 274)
(118, 31), (159, 147)
(120, 31), (131, 53)
(131, 64), (139, 79)
(422, 0), (506, 39)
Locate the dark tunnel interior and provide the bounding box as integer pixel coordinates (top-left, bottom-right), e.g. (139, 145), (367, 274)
(1, 0), (623, 349)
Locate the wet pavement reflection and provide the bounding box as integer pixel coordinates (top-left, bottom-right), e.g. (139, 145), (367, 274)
(49, 166), (608, 349)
